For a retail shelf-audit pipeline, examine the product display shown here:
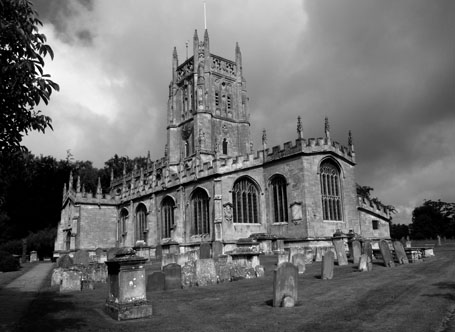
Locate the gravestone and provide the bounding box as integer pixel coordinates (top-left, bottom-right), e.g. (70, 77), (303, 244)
(30, 250), (38, 262)
(362, 240), (373, 261)
(95, 248), (107, 263)
(437, 235), (442, 246)
(73, 250), (90, 266)
(314, 247), (323, 262)
(358, 254), (373, 272)
(182, 261), (198, 287)
(303, 247), (314, 264)
(393, 241), (409, 264)
(155, 244), (163, 260)
(379, 240), (395, 267)
(332, 238), (348, 266)
(255, 265), (265, 278)
(60, 270), (82, 292)
(291, 253), (306, 274)
(195, 258), (217, 286)
(56, 254), (73, 268)
(147, 271), (165, 292)
(199, 243), (211, 259)
(212, 241), (223, 259)
(107, 247), (119, 260)
(321, 251), (335, 280)
(51, 268), (64, 287)
(351, 240), (361, 265)
(277, 252), (289, 266)
(163, 263), (182, 290)
(273, 262), (298, 307)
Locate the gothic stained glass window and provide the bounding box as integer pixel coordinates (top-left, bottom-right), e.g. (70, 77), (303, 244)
(191, 188), (210, 235)
(232, 178), (260, 223)
(135, 204), (147, 243)
(320, 160), (343, 221)
(161, 196), (175, 238)
(270, 175), (288, 223)
(119, 208), (128, 242)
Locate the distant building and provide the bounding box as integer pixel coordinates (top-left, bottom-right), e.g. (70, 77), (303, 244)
(54, 29), (392, 256)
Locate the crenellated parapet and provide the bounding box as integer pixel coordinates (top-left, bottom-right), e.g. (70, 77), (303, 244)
(357, 196), (392, 221)
(62, 173), (118, 207)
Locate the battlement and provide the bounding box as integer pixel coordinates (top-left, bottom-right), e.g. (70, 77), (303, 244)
(63, 187), (118, 207)
(358, 196), (392, 220)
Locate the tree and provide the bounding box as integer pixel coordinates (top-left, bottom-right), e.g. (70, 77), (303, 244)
(0, 0), (59, 154)
(390, 223), (409, 240)
(411, 200), (455, 239)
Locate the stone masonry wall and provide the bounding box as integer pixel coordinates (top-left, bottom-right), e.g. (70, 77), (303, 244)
(78, 205), (118, 250)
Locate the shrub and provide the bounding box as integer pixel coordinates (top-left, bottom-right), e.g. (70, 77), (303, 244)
(0, 250), (20, 272)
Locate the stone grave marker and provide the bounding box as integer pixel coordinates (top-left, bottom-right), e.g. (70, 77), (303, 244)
(212, 241), (223, 259)
(291, 253), (306, 274)
(73, 249), (90, 266)
(379, 240), (395, 267)
(107, 247), (119, 260)
(155, 244), (163, 260)
(303, 247), (314, 264)
(147, 271), (165, 291)
(199, 243), (211, 259)
(30, 250), (38, 262)
(195, 258), (217, 286)
(60, 270), (82, 292)
(321, 251), (335, 280)
(56, 254), (73, 268)
(163, 263), (182, 290)
(351, 240), (362, 265)
(95, 248), (107, 263)
(51, 268), (64, 287)
(393, 241), (409, 264)
(358, 254), (373, 272)
(255, 265), (265, 278)
(314, 247), (323, 262)
(332, 238), (348, 266)
(362, 240), (373, 261)
(273, 262), (298, 307)
(277, 252), (289, 266)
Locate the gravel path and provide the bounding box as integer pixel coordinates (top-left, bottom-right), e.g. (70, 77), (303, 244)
(0, 262), (54, 332)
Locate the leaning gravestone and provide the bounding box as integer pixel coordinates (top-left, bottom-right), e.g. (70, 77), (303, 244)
(273, 262), (298, 307)
(358, 254), (373, 272)
(195, 258), (217, 286)
(60, 270), (82, 292)
(379, 240), (395, 267)
(332, 238), (348, 266)
(362, 240), (373, 261)
(199, 243), (211, 259)
(56, 254), (73, 268)
(351, 240), (362, 265)
(321, 251), (335, 280)
(163, 263), (182, 290)
(291, 253), (306, 274)
(147, 271), (165, 291)
(73, 249), (90, 266)
(393, 241), (409, 264)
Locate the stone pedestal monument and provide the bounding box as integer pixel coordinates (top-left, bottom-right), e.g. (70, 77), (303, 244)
(104, 248), (153, 320)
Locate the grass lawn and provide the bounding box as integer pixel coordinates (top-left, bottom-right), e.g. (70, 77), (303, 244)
(14, 244), (455, 332)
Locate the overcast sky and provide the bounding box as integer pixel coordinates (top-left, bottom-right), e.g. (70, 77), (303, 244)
(25, 0), (454, 224)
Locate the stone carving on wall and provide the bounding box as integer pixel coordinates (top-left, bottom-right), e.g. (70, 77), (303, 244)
(223, 203), (233, 223)
(181, 123), (193, 140)
(290, 202), (303, 225)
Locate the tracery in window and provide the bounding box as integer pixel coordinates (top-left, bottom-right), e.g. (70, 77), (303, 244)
(232, 177), (260, 223)
(135, 204), (147, 243)
(191, 188), (210, 235)
(161, 197), (175, 238)
(320, 160), (343, 221)
(270, 175), (288, 223)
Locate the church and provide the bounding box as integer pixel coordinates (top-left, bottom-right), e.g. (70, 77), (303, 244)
(54, 29), (392, 257)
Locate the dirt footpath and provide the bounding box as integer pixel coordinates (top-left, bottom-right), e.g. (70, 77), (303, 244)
(0, 262), (54, 332)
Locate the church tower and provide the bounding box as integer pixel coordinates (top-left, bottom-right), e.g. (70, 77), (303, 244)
(166, 29), (251, 165)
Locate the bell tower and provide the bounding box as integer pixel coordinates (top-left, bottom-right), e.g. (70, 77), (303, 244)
(166, 29), (251, 165)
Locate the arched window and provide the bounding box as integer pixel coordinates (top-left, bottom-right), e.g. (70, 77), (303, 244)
(222, 138), (228, 154)
(119, 208), (128, 243)
(270, 175), (288, 223)
(161, 196), (175, 238)
(135, 204), (147, 243)
(320, 160), (343, 221)
(191, 188), (210, 235)
(65, 231), (71, 251)
(232, 177), (260, 223)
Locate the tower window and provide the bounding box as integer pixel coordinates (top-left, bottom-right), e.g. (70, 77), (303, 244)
(135, 204), (147, 243)
(232, 178), (260, 223)
(320, 160), (343, 221)
(222, 138), (228, 154)
(215, 92), (220, 106)
(191, 188), (210, 235)
(270, 175), (288, 223)
(227, 96), (232, 109)
(161, 196), (175, 238)
(372, 220), (379, 230)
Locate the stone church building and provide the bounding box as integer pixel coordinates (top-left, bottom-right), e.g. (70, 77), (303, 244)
(54, 29), (392, 257)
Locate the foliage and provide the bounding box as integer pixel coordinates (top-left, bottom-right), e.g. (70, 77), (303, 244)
(0, 238), (23, 255)
(0, 250), (20, 272)
(0, 0), (59, 154)
(411, 200), (455, 239)
(356, 184), (397, 215)
(390, 223), (409, 240)
(26, 227), (56, 259)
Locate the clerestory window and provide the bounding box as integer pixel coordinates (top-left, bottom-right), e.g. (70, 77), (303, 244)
(161, 196), (175, 238)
